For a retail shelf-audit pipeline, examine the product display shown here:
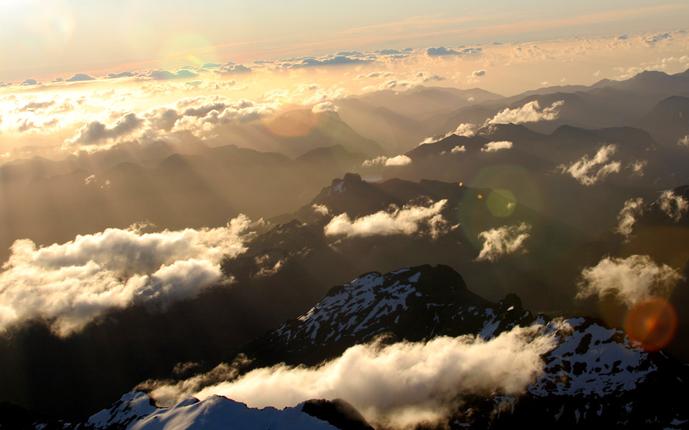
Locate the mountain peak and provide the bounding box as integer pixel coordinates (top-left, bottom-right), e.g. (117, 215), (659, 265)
(88, 392), (342, 430)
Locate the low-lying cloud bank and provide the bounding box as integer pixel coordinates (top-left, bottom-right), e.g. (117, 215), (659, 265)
(324, 200), (450, 239)
(476, 223), (531, 262)
(148, 325), (557, 429)
(558, 144), (621, 186)
(577, 255), (683, 306)
(0, 216), (255, 336)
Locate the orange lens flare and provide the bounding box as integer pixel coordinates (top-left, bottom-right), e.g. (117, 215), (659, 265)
(624, 298), (678, 352)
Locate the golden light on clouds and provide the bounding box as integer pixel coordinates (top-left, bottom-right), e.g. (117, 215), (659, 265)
(0, 29), (688, 163)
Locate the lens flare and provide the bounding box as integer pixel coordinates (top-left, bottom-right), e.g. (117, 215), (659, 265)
(486, 188), (517, 218)
(624, 297), (678, 352)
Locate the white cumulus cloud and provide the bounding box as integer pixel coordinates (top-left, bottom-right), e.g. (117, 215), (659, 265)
(481, 140), (513, 152)
(577, 255), (683, 306)
(0, 216), (255, 336)
(324, 200), (449, 239)
(486, 100), (564, 125)
(476, 223), (531, 262)
(311, 204), (330, 216)
(362, 155), (412, 167)
(558, 144), (621, 186)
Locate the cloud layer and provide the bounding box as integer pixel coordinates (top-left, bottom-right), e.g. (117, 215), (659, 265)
(0, 216), (254, 336)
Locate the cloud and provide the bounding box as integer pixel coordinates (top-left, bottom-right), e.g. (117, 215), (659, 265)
(311, 204), (330, 216)
(362, 155), (412, 167)
(476, 223), (531, 262)
(616, 197), (644, 238)
(149, 325), (556, 429)
(678, 135), (689, 148)
(558, 144), (621, 186)
(628, 160), (647, 176)
(577, 255), (683, 306)
(170, 98), (272, 136)
(148, 70), (198, 80)
(18, 100), (55, 112)
(83, 174), (111, 189)
(419, 123), (475, 146)
(16, 117), (59, 133)
(107, 71), (136, 79)
(644, 32), (672, 46)
(84, 174), (97, 185)
(472, 69), (486, 77)
(486, 100), (564, 125)
(66, 113), (143, 147)
(324, 200), (449, 239)
(657, 190), (689, 222)
(0, 216), (255, 336)
(218, 63), (252, 74)
(453, 123), (477, 137)
(374, 79), (417, 91)
(20, 79), (39, 86)
(65, 97), (274, 150)
(311, 101), (338, 114)
(416, 72), (445, 83)
(375, 48), (412, 58)
(384, 155), (412, 166)
(426, 47), (482, 57)
(281, 54), (373, 69)
(67, 73), (95, 82)
(357, 71), (393, 80)
(481, 140), (513, 152)
(451, 145), (466, 153)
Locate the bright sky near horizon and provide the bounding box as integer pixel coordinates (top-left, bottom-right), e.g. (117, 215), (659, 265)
(1, 0), (689, 81)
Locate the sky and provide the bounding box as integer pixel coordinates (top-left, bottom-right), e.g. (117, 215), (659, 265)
(1, 0), (689, 81)
(1, 1), (689, 164)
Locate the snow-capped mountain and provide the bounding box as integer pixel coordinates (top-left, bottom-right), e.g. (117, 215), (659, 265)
(244, 264), (531, 366)
(54, 265), (689, 429)
(85, 392), (373, 430)
(240, 265), (689, 428)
